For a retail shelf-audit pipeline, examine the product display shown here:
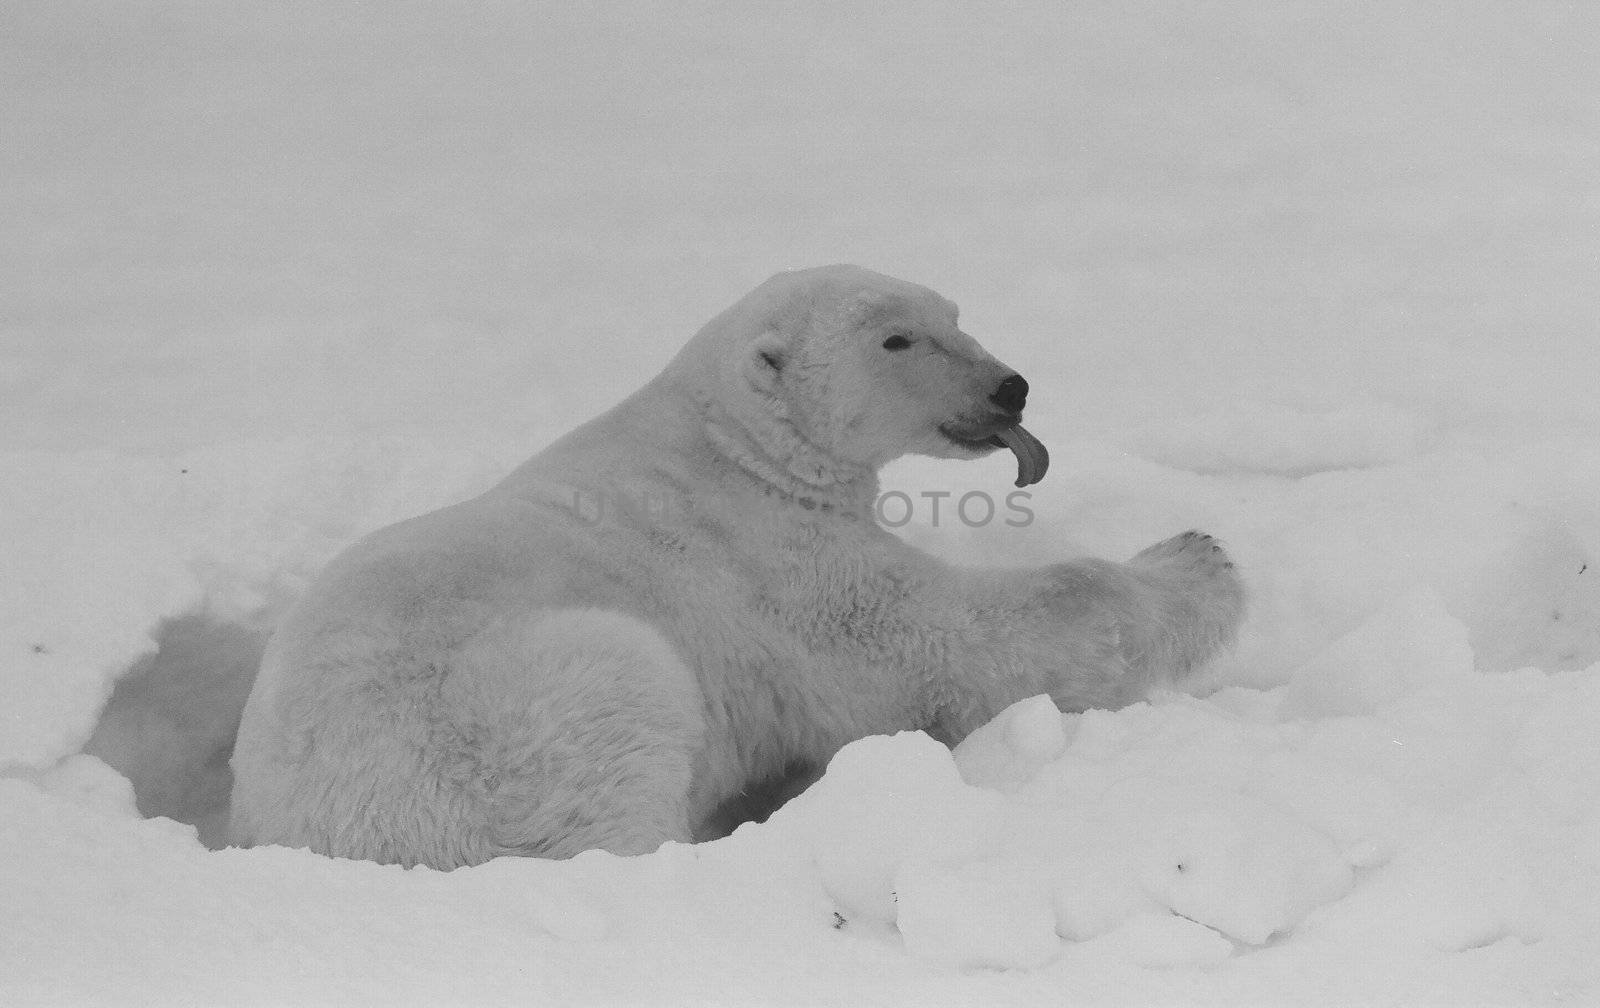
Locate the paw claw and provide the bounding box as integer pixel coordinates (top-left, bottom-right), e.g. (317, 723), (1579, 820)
(1133, 529), (1240, 582)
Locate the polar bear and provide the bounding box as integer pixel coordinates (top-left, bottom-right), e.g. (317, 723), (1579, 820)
(230, 265), (1244, 869)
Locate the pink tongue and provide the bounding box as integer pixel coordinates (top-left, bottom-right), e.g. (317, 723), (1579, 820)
(994, 424), (1049, 488)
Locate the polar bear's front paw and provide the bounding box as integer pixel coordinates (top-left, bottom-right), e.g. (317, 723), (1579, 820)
(1133, 529), (1234, 578)
(1130, 530), (1246, 675)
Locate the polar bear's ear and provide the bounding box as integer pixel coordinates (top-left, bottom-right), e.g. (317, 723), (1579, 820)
(746, 333), (788, 389)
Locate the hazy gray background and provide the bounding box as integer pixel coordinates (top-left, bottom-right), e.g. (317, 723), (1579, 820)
(5, 1), (1596, 456)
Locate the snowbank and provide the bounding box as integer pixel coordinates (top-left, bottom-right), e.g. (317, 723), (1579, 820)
(5, 432), (1600, 1005)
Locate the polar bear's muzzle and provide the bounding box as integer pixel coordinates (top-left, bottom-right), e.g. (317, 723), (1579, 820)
(938, 419), (1050, 488)
(936, 371), (1049, 488)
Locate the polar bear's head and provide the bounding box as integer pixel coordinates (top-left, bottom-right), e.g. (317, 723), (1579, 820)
(676, 265), (1048, 488)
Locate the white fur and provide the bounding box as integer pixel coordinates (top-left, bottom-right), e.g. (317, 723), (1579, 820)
(230, 265), (1245, 868)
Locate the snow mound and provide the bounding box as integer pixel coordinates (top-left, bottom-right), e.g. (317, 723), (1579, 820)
(766, 653), (1600, 978)
(776, 699), (1350, 967)
(1452, 509), (1600, 674)
(1281, 588), (1474, 717)
(1131, 399), (1429, 476)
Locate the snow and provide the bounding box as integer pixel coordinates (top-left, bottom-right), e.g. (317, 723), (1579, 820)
(5, 1), (1600, 1004)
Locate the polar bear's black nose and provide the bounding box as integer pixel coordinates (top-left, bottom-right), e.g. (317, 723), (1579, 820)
(990, 374), (1029, 414)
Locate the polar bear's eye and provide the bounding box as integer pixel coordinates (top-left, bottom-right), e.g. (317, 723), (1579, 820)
(882, 334), (914, 351)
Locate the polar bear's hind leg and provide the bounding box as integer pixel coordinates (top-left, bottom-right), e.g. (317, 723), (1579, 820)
(466, 609), (707, 861)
